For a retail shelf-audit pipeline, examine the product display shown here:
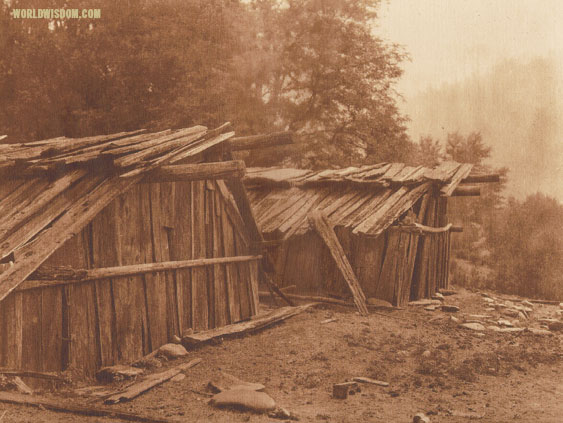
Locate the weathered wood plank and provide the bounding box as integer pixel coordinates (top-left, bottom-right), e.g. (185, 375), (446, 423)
(112, 186), (148, 362)
(105, 358), (201, 404)
(142, 160), (245, 183)
(0, 392), (174, 423)
(0, 172), (143, 302)
(220, 200), (241, 323)
(308, 211), (368, 315)
(191, 181), (208, 331)
(182, 305), (315, 346)
(228, 131), (293, 151)
(90, 204), (119, 367)
(211, 188), (228, 327)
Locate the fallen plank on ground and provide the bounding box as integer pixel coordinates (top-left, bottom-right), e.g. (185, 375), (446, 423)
(258, 292), (396, 310)
(105, 358), (201, 404)
(0, 392), (174, 423)
(182, 304), (315, 347)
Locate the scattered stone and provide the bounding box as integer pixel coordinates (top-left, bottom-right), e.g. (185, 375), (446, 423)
(449, 316), (459, 323)
(366, 298), (393, 308)
(487, 326), (501, 332)
(269, 407), (299, 421)
(431, 293), (445, 301)
(96, 365), (144, 382)
(559, 302), (563, 309)
(539, 318), (559, 325)
(409, 299), (442, 306)
(210, 389), (276, 412)
(352, 377), (389, 387)
(333, 382), (357, 399)
(502, 308), (520, 318)
(132, 356), (162, 370)
(208, 372), (265, 393)
(320, 318), (337, 324)
(171, 335), (182, 344)
(497, 319), (514, 327)
(518, 311), (527, 320)
(171, 373), (186, 383)
(521, 300), (534, 308)
(441, 305), (460, 313)
(526, 328), (552, 336)
(459, 322), (485, 331)
(422, 350), (431, 358)
(483, 297), (494, 304)
(424, 305), (440, 311)
(439, 289), (457, 296)
(548, 321), (563, 332)
(485, 307), (496, 312)
(157, 343), (189, 359)
(468, 314), (491, 320)
(498, 327), (525, 333)
(475, 332), (485, 337)
(413, 412), (431, 422)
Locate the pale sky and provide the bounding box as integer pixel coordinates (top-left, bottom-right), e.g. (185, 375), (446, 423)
(377, 0), (563, 200)
(378, 0), (563, 99)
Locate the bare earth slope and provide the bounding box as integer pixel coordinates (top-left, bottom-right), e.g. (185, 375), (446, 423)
(1, 288), (561, 422)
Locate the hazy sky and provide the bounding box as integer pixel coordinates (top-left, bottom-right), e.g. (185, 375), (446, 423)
(378, 0), (563, 98)
(377, 0), (563, 200)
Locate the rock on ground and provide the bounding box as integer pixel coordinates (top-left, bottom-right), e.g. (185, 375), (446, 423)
(209, 389), (276, 412)
(96, 365), (144, 382)
(459, 322), (485, 331)
(158, 343), (189, 359)
(413, 412), (431, 422)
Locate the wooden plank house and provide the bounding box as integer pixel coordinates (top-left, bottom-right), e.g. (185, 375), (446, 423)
(0, 124), (270, 377)
(245, 163), (496, 307)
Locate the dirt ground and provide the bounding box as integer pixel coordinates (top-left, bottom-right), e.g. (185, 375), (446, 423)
(1, 287), (562, 423)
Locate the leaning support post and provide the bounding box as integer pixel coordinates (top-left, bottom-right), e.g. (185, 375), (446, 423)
(308, 210), (369, 316)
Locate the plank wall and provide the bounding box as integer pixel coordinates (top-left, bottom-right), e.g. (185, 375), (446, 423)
(0, 180), (259, 376)
(277, 193), (451, 306)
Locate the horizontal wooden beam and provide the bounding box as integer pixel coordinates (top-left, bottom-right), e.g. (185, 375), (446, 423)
(16, 255), (262, 292)
(461, 173), (500, 183)
(390, 223), (453, 234)
(451, 186), (480, 196)
(229, 131), (293, 151)
(142, 160), (245, 183)
(450, 225), (463, 233)
(182, 304), (315, 347)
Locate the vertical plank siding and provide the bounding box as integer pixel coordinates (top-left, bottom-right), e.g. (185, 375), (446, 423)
(0, 179), (259, 376)
(276, 193), (453, 307)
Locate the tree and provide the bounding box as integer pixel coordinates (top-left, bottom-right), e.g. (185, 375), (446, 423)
(238, 0), (411, 168)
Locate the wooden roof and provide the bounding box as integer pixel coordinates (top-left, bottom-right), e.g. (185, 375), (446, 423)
(0, 124), (236, 302)
(245, 162), (473, 239)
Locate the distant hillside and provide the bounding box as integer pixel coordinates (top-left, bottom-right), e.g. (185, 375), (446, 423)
(404, 56), (563, 201)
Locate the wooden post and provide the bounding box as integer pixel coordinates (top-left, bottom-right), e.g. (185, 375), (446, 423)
(308, 211), (368, 316)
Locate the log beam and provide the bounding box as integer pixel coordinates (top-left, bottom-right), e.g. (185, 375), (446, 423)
(142, 160), (245, 183)
(308, 211), (369, 315)
(461, 173), (500, 184)
(16, 255), (262, 291)
(450, 225), (463, 233)
(228, 131), (293, 151)
(451, 186), (480, 196)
